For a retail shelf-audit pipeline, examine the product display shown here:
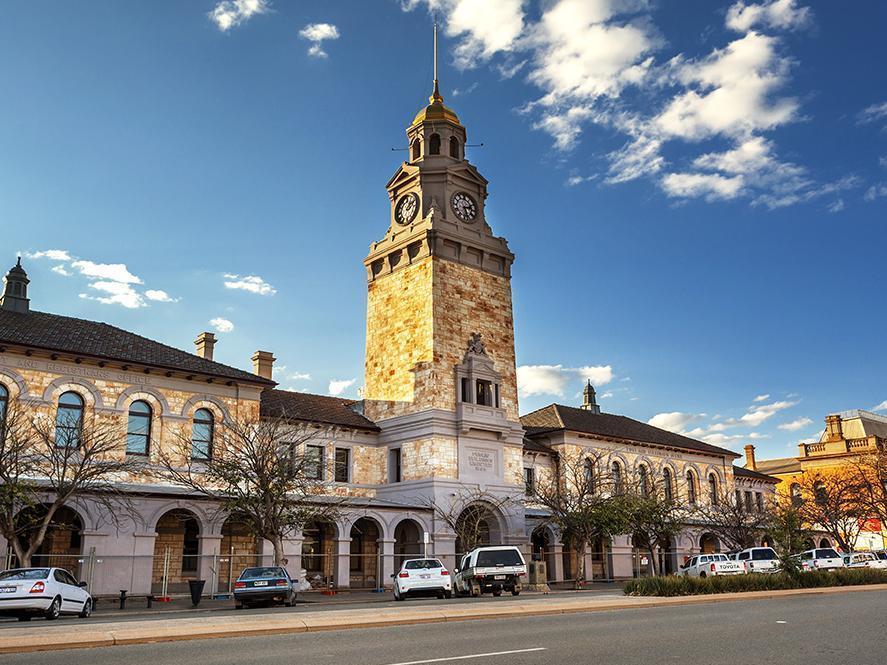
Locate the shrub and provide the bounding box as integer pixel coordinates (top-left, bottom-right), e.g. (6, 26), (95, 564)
(623, 568), (887, 596)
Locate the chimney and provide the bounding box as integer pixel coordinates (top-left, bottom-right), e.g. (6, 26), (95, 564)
(194, 332), (216, 361)
(252, 350), (275, 380)
(1, 257), (30, 313)
(825, 414), (843, 442)
(744, 444), (757, 471)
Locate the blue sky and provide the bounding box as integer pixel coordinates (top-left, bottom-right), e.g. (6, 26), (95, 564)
(1, 0), (885, 460)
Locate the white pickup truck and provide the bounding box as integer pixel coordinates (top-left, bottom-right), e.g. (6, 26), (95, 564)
(680, 553), (745, 578)
(453, 546), (527, 597)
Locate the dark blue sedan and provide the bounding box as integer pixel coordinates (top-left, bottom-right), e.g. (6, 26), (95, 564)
(233, 566), (296, 609)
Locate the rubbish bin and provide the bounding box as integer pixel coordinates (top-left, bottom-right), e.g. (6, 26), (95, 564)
(188, 579), (206, 607)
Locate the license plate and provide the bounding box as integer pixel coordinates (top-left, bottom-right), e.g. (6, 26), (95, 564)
(253, 581), (268, 586)
(0, 587), (15, 593)
(420, 574), (431, 579)
(494, 575), (506, 580)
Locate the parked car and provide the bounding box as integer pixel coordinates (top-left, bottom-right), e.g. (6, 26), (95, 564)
(233, 566), (297, 609)
(453, 546), (526, 597)
(793, 547), (844, 572)
(680, 553), (745, 577)
(0, 568), (92, 621)
(730, 547), (780, 574)
(842, 552), (887, 570)
(392, 558), (452, 601)
(872, 550), (887, 562)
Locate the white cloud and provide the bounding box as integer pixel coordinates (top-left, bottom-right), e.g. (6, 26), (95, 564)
(210, 317), (235, 333)
(647, 411), (706, 433)
(827, 198), (844, 213)
(864, 183), (887, 202)
(27, 249), (71, 261)
(299, 23), (340, 58)
(328, 378), (356, 396)
(600, 391), (614, 399)
(452, 82), (479, 97)
(209, 0), (268, 32)
(223, 274), (277, 295)
(51, 265), (71, 276)
(565, 174), (598, 186)
(661, 172), (744, 201)
(753, 394), (770, 402)
(289, 371), (311, 381)
(70, 260), (142, 284)
(858, 101), (887, 125)
(725, 0), (812, 33)
(145, 289), (176, 302)
(873, 400), (887, 412)
(778, 416), (813, 431)
(81, 281), (145, 309)
(517, 363), (613, 397)
(738, 399), (797, 426)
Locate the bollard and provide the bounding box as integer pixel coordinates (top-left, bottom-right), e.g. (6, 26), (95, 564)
(147, 595), (154, 609)
(119, 589), (128, 610)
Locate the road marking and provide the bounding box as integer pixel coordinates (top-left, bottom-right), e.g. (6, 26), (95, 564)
(776, 621), (787, 624)
(383, 647), (547, 665)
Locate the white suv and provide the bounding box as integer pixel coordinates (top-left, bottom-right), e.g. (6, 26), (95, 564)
(842, 552), (887, 570)
(680, 554), (745, 578)
(731, 547), (780, 574)
(795, 547), (843, 572)
(393, 558), (452, 601)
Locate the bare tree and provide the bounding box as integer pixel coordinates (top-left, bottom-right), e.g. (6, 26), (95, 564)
(694, 488), (772, 551)
(0, 396), (136, 567)
(530, 450), (627, 585)
(157, 414), (345, 565)
(415, 486), (517, 555)
(621, 481), (686, 576)
(851, 450), (887, 531)
(793, 470), (867, 553)
(767, 497), (811, 575)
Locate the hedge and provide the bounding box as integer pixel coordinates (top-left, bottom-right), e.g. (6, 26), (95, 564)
(623, 568), (887, 596)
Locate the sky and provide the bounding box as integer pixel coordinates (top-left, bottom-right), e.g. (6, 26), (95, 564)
(1, 0), (885, 461)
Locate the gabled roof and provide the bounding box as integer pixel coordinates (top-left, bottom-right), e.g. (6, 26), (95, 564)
(0, 308), (272, 385)
(260, 389), (379, 432)
(755, 456), (803, 475)
(733, 465), (780, 483)
(521, 404), (739, 458)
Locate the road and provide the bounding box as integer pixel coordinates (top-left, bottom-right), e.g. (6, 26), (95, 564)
(2, 590), (885, 664)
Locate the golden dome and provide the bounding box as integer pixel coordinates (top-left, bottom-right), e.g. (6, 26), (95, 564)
(412, 80), (461, 126)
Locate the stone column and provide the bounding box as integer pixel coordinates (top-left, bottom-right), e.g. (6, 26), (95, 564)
(335, 538), (351, 589)
(130, 531), (158, 595)
(582, 543), (594, 583)
(283, 536), (303, 582)
(198, 534), (223, 596)
(610, 535), (634, 579)
(550, 543), (564, 583)
(433, 532), (457, 572)
(380, 538), (396, 588)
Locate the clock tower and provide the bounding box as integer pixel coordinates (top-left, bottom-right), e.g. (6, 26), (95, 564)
(363, 37), (524, 493)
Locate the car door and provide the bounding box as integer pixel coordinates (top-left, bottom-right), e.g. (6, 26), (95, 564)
(53, 570), (80, 613)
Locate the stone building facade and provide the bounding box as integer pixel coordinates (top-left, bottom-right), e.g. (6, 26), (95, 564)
(0, 71), (779, 595)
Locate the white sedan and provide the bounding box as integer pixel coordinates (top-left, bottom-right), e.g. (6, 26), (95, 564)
(393, 558), (452, 601)
(0, 568), (92, 621)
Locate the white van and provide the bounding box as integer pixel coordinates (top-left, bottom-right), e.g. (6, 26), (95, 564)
(452, 546), (526, 597)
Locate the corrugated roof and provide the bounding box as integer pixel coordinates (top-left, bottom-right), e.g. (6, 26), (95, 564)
(0, 308), (272, 385)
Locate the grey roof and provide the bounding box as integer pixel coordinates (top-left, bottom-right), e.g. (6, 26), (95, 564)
(260, 389), (380, 431)
(754, 456), (803, 475)
(521, 403), (739, 458)
(733, 465), (780, 483)
(0, 308), (272, 385)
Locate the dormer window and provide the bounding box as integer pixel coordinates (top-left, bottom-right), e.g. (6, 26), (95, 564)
(449, 136), (460, 158)
(429, 133), (441, 155)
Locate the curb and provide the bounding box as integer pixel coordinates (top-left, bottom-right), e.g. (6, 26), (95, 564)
(2, 583), (885, 654)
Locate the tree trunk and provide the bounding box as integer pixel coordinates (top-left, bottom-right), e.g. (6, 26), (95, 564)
(574, 538), (587, 589)
(647, 546), (659, 576)
(272, 535), (286, 566)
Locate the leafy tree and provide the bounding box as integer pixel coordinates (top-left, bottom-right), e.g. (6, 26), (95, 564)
(158, 414), (344, 565)
(767, 497), (811, 576)
(0, 396), (135, 567)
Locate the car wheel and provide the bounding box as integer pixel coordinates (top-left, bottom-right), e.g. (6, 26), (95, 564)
(235, 602), (244, 610)
(394, 588), (404, 601)
(492, 589), (502, 597)
(79, 599), (93, 619)
(445, 591), (452, 599)
(470, 582), (481, 598)
(699, 572), (706, 579)
(284, 592), (296, 607)
(45, 597), (62, 620)
(511, 589), (521, 596)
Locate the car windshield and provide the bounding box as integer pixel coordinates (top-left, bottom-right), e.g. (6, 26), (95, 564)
(752, 548), (777, 560)
(0, 569), (50, 581)
(875, 552), (887, 561)
(855, 554), (874, 562)
(816, 549), (839, 559)
(476, 549), (524, 567)
(240, 567), (285, 579)
(404, 559), (443, 570)
(711, 554), (729, 561)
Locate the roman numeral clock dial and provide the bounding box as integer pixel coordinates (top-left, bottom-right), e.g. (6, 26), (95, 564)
(451, 191), (477, 222)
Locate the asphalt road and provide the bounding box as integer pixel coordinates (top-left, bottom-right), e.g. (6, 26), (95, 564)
(3, 590), (886, 664)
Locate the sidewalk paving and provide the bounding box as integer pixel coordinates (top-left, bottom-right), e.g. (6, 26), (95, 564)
(1, 583), (885, 654)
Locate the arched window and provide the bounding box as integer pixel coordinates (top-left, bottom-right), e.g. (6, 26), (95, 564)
(411, 138), (420, 161)
(55, 391), (84, 448)
(126, 400), (152, 456)
(686, 470), (697, 504)
(611, 461), (623, 494)
(790, 482), (802, 506)
(663, 468), (674, 503)
(429, 133), (441, 155)
(0, 384), (8, 441)
(708, 473), (719, 505)
(638, 465), (650, 497)
(449, 136), (460, 158)
(191, 408), (214, 460)
(584, 458), (596, 492)
(813, 480), (827, 505)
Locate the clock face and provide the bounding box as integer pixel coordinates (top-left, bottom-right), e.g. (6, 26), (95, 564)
(451, 192), (477, 222)
(395, 193), (419, 225)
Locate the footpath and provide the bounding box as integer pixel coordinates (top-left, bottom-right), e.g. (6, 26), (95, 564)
(1, 583), (885, 654)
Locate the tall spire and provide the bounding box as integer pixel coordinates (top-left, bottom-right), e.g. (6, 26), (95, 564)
(431, 21), (443, 103)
